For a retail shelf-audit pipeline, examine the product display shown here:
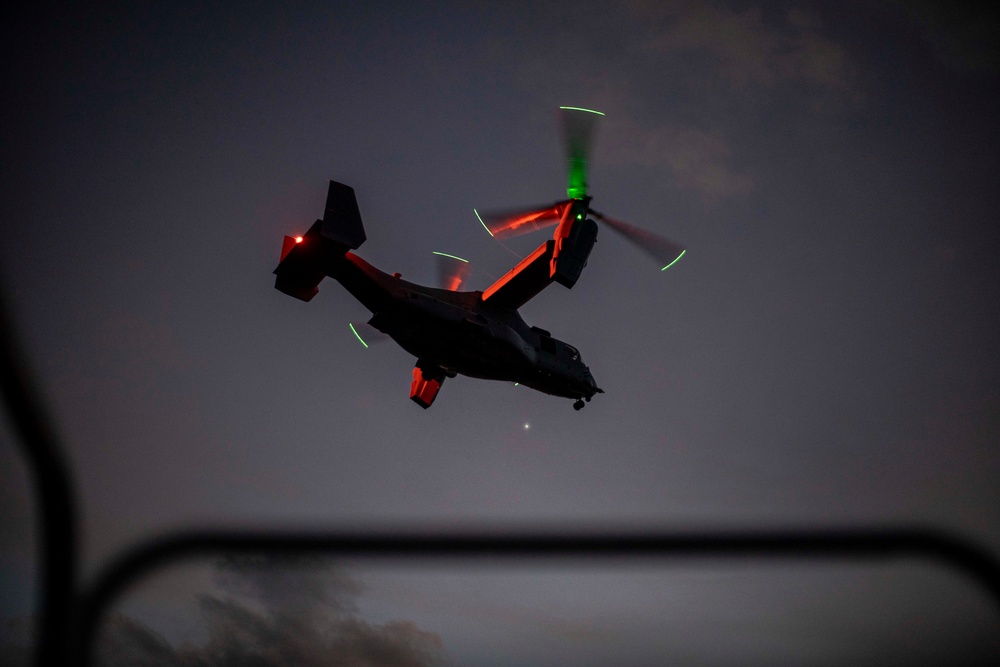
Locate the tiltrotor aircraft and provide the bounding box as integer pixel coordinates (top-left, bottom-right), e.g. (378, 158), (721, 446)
(273, 107), (684, 409)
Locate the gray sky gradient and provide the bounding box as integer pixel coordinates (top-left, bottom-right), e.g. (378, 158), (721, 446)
(2, 1), (999, 664)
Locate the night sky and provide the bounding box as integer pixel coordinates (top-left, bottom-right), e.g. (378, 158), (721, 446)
(2, 2), (999, 664)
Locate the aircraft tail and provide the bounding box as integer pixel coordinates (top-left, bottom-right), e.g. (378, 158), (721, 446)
(318, 180), (367, 250)
(273, 181), (367, 301)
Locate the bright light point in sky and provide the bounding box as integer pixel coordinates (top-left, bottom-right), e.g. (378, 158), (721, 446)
(524, 423), (530, 430)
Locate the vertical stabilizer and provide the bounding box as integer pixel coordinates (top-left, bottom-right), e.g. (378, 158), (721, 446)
(321, 181), (366, 249)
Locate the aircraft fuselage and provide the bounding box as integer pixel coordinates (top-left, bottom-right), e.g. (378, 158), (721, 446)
(330, 252), (601, 401)
(274, 180), (603, 408)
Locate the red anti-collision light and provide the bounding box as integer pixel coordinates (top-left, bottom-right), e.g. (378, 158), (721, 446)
(280, 235), (304, 263)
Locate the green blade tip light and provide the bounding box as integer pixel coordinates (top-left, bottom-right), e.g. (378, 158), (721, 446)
(559, 106), (605, 116)
(474, 209), (494, 237)
(432, 251), (469, 263)
(661, 249), (686, 271)
(348, 323), (369, 348)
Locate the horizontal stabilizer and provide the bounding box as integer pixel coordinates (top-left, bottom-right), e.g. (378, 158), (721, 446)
(274, 180), (368, 302)
(274, 228), (325, 301)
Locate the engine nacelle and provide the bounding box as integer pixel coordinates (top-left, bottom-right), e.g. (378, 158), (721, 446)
(410, 366), (444, 408)
(552, 217), (598, 288)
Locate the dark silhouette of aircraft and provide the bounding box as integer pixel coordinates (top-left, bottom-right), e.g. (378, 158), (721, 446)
(273, 108), (685, 409)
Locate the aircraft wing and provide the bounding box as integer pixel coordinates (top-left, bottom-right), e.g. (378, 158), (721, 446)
(480, 240), (556, 309)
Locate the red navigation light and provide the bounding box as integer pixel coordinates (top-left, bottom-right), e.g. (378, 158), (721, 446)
(280, 235), (305, 263)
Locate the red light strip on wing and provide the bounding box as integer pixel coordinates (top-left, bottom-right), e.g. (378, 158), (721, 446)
(481, 241), (552, 302)
(489, 203), (569, 237)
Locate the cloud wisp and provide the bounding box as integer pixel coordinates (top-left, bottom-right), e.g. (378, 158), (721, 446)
(513, 2), (862, 200)
(633, 2), (855, 94)
(96, 556), (443, 667)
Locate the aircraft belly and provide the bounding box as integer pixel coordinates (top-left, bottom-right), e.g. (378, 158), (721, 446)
(362, 285), (599, 399)
(372, 309), (531, 381)
(404, 331), (530, 381)
(516, 376), (586, 399)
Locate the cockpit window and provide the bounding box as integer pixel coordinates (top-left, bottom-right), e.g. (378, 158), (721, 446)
(565, 344), (580, 361)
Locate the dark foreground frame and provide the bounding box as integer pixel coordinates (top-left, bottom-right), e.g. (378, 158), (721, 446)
(80, 525), (1000, 666)
(3, 291), (999, 667)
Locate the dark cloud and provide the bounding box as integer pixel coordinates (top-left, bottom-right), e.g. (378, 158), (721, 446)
(96, 557), (442, 667)
(634, 2), (856, 93)
(98, 614), (178, 667)
(210, 554), (362, 616)
(600, 114), (755, 198)
(508, 1), (862, 200)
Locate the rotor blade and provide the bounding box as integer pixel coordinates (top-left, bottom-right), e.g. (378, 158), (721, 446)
(559, 106), (604, 199)
(434, 251), (472, 291)
(348, 321), (387, 348)
(474, 201), (571, 238)
(591, 211), (687, 270)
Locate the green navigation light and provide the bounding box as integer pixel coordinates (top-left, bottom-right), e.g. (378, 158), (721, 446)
(559, 106), (605, 116)
(660, 249), (687, 271)
(348, 323), (369, 348)
(432, 251), (469, 263)
(474, 209), (494, 237)
(567, 158), (587, 199)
